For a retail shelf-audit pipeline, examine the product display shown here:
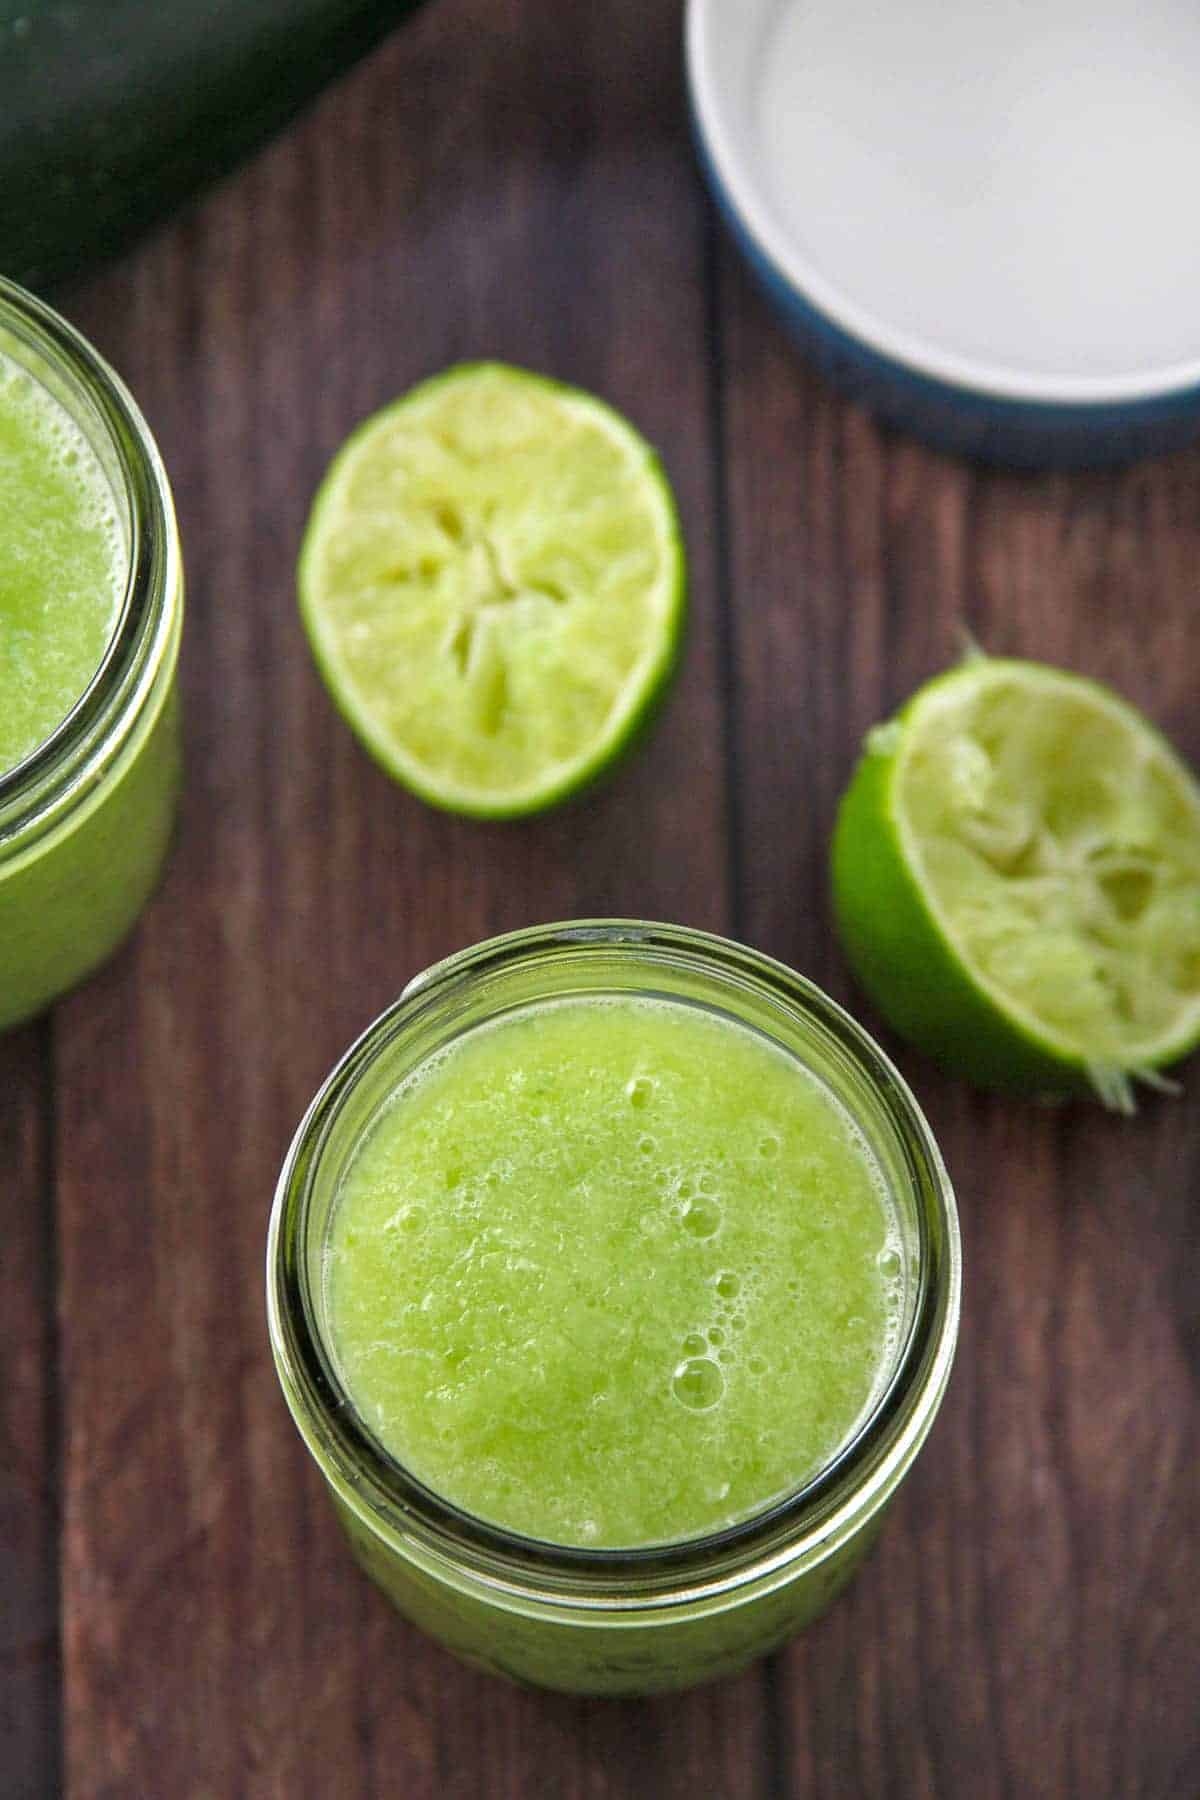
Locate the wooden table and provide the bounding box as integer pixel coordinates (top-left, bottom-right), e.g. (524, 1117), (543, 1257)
(5, 2), (1198, 1794)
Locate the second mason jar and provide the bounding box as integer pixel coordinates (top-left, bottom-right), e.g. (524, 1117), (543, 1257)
(268, 922), (961, 1694)
(0, 277), (182, 1032)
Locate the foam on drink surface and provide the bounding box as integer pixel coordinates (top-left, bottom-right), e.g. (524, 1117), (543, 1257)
(0, 351), (126, 776)
(325, 995), (908, 1549)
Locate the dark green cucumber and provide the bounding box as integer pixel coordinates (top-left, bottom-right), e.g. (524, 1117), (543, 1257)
(1, 0), (429, 292)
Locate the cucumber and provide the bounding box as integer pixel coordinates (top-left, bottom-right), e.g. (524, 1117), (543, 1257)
(0, 0), (428, 291)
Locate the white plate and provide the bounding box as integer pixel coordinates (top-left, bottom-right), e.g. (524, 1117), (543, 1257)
(688, 0), (1200, 457)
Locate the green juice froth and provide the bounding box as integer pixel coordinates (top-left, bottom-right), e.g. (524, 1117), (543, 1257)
(326, 996), (905, 1549)
(0, 351), (125, 776)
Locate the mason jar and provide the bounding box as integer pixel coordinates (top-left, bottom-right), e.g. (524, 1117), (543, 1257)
(267, 922), (961, 1695)
(0, 278), (182, 1032)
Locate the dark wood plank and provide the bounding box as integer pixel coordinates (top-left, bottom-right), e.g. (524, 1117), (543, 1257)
(718, 256), (1200, 1798)
(0, 1024), (59, 1800)
(10, 0), (1199, 1793)
(50, 1), (774, 1795)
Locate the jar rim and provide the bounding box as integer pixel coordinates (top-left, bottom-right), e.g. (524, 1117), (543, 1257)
(0, 277), (179, 839)
(268, 921), (961, 1607)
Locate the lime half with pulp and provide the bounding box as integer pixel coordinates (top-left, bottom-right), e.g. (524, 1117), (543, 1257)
(298, 363), (685, 818)
(832, 655), (1200, 1109)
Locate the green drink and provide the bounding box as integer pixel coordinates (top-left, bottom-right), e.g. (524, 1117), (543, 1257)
(270, 924), (960, 1694)
(0, 280), (181, 1030)
(0, 351), (123, 773)
(328, 996), (903, 1548)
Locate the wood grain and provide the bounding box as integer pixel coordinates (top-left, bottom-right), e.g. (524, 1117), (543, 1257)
(52, 1), (757, 1794)
(718, 260), (1200, 1799)
(3, 0), (1199, 1793)
(0, 1024), (59, 1800)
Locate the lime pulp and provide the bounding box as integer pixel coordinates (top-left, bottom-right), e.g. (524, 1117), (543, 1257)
(298, 363), (686, 818)
(833, 655), (1200, 1108)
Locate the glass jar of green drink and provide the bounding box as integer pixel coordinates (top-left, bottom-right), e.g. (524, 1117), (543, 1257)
(268, 922), (961, 1695)
(0, 278), (182, 1030)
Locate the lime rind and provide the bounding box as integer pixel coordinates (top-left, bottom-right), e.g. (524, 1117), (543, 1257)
(298, 363), (685, 819)
(834, 656), (1200, 1106)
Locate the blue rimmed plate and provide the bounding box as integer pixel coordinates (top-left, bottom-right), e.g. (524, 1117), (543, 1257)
(687, 0), (1200, 466)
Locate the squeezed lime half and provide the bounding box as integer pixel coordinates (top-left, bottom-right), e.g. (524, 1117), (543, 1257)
(832, 655), (1200, 1109)
(298, 363), (686, 818)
